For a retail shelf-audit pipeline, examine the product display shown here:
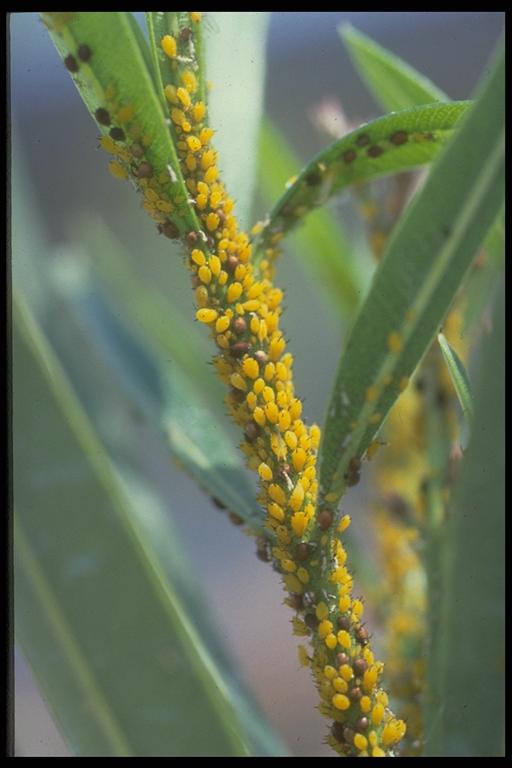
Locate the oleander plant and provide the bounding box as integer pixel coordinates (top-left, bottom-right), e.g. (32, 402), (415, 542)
(13, 12), (504, 757)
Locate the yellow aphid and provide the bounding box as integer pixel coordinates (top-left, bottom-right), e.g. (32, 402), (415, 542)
(227, 282), (243, 303)
(354, 734), (368, 751)
(318, 619), (333, 638)
(360, 696), (372, 714)
(195, 191), (209, 208)
(285, 431), (298, 450)
(253, 407), (266, 427)
(372, 748), (386, 757)
(195, 285), (208, 307)
(310, 424), (321, 448)
(246, 391), (257, 410)
(268, 503), (284, 522)
(366, 440), (380, 460)
(177, 83), (191, 106)
(198, 265), (212, 284)
(297, 645), (310, 667)
(337, 630), (351, 649)
(206, 212), (220, 231)
(201, 148), (216, 169)
(186, 135), (202, 152)
(200, 127), (215, 145)
(215, 315), (230, 334)
(352, 599), (364, 620)
(181, 69), (197, 93)
(264, 401), (279, 423)
(279, 410), (291, 432)
(230, 373), (247, 391)
(323, 665), (336, 680)
(171, 107), (186, 126)
(339, 664), (353, 681)
(289, 483), (304, 512)
(117, 104), (135, 124)
(161, 34), (177, 58)
(209, 255), (221, 276)
(269, 336), (286, 361)
(316, 602), (329, 620)
(291, 512), (307, 537)
(262, 386), (275, 403)
(388, 331), (403, 353)
(267, 486), (284, 507)
(332, 676), (348, 693)
(191, 248), (205, 266)
(204, 165), (219, 183)
(185, 154), (197, 171)
(332, 694), (350, 711)
(253, 378), (265, 394)
(190, 11), (202, 22)
(292, 448), (307, 472)
(371, 703), (385, 726)
(366, 385), (379, 402)
(292, 617), (308, 635)
(164, 84), (178, 104)
(284, 574), (303, 594)
(108, 161), (128, 180)
(192, 101), (206, 123)
(242, 357), (259, 380)
(296, 567), (309, 584)
(196, 308), (218, 324)
(338, 515), (351, 536)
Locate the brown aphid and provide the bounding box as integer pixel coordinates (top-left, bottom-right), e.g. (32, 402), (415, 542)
(355, 717), (369, 733)
(288, 593), (304, 611)
(254, 350), (268, 365)
(136, 161), (154, 179)
(131, 141), (145, 158)
(211, 496), (226, 510)
(230, 341), (250, 359)
(109, 126), (126, 142)
(233, 316), (247, 336)
(226, 255), (239, 272)
(296, 542), (312, 562)
(305, 169), (322, 186)
(186, 230), (199, 246)
(244, 421), (259, 442)
(216, 208), (226, 223)
(229, 512), (244, 526)
(343, 726), (355, 745)
(353, 658), (368, 677)
(179, 26), (192, 43)
(336, 651), (350, 667)
(349, 686), (362, 701)
(304, 612), (319, 630)
(159, 220), (180, 239)
(337, 615), (351, 631)
(256, 536), (271, 562)
(367, 145), (383, 158)
(331, 721), (345, 742)
(317, 508), (333, 530)
(190, 274), (200, 288)
(64, 54), (79, 72)
(95, 107), (111, 126)
(77, 44), (91, 62)
(356, 133), (370, 147)
(390, 130), (408, 146)
(343, 149), (357, 164)
(356, 626), (369, 646)
(344, 457), (361, 487)
(229, 387), (245, 404)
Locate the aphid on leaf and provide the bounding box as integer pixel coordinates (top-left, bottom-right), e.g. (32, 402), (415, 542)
(344, 457), (361, 487)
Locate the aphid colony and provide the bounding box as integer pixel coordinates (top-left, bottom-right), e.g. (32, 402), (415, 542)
(58, 12), (406, 756)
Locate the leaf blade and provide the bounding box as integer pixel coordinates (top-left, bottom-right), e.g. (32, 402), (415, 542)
(437, 333), (474, 423)
(318, 44), (504, 509)
(340, 23), (447, 112)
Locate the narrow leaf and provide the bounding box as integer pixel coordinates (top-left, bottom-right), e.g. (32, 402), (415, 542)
(318, 44), (504, 510)
(340, 24), (447, 112)
(258, 118), (363, 318)
(205, 12), (270, 228)
(253, 102), (470, 263)
(41, 12), (200, 236)
(427, 287), (504, 756)
(13, 289), (279, 756)
(437, 333), (474, 422)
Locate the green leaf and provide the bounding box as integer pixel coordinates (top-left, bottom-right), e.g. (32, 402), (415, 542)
(426, 287), (504, 756)
(340, 24), (447, 112)
(146, 13), (207, 113)
(13, 288), (285, 756)
(41, 12), (199, 235)
(463, 206), (505, 334)
(205, 12), (270, 228)
(258, 118), (363, 319)
(253, 101), (470, 263)
(437, 333), (474, 423)
(47, 236), (263, 531)
(318, 44), (504, 510)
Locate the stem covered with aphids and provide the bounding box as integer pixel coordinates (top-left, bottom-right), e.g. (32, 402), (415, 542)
(43, 11), (406, 756)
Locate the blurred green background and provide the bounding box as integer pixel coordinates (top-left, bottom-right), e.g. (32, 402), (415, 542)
(11, 11), (504, 756)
